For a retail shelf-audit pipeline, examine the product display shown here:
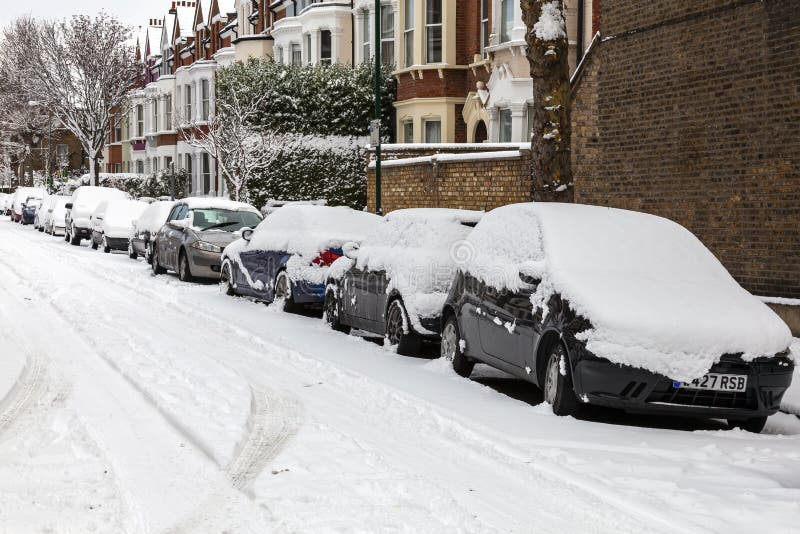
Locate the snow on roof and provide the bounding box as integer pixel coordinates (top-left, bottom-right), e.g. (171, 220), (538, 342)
(242, 205), (382, 258)
(463, 203), (792, 381)
(216, 0), (236, 18)
(179, 196), (260, 213)
(385, 208), (484, 225)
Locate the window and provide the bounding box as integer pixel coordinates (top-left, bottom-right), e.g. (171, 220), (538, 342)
(151, 99), (158, 132)
(165, 156), (173, 171)
(362, 13), (371, 60)
(136, 160), (144, 174)
(184, 84), (192, 121)
(201, 79), (210, 120)
(403, 121), (414, 143)
(501, 0), (514, 42)
(424, 119), (441, 143)
(185, 154), (192, 182)
(425, 0), (442, 63)
(275, 46), (282, 64)
(527, 104), (535, 141)
(114, 114), (122, 142)
(499, 108), (513, 142)
(305, 33), (312, 63)
(481, 0), (490, 56)
(291, 43), (302, 65)
(136, 105), (144, 137)
(202, 153), (211, 194)
(320, 30), (332, 64)
(381, 6), (395, 66)
(165, 94), (173, 129)
(403, 0), (414, 67)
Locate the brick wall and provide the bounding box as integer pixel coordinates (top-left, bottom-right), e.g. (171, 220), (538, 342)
(396, 69), (470, 100)
(572, 0), (800, 298)
(367, 147), (532, 213)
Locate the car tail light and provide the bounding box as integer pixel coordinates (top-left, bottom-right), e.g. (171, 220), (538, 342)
(312, 249), (343, 267)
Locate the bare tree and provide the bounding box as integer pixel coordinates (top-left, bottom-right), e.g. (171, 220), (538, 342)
(522, 0), (573, 201)
(180, 90), (296, 202)
(1, 14), (136, 186)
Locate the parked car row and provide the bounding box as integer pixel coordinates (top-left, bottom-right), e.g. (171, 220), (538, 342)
(8, 186), (795, 433)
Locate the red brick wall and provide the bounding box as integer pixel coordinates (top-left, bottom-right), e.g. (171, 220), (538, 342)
(396, 69), (469, 100)
(572, 0), (800, 298)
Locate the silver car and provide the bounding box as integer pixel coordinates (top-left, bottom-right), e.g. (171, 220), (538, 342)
(151, 198), (262, 282)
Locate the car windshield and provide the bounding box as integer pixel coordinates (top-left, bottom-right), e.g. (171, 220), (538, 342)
(192, 209), (261, 232)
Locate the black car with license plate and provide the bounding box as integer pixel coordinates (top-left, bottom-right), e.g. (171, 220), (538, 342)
(440, 203), (794, 432)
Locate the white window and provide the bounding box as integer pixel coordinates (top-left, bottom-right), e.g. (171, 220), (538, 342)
(424, 119), (441, 143)
(499, 108), (513, 142)
(501, 0), (514, 42)
(425, 0), (442, 64)
(320, 30), (332, 64)
(153, 157), (159, 174)
(201, 79), (210, 120)
(136, 105), (144, 137)
(403, 0), (414, 67)
(362, 13), (371, 60)
(151, 99), (158, 132)
(305, 33), (312, 64)
(527, 104), (535, 141)
(136, 160), (144, 174)
(481, 0), (489, 56)
(114, 113), (122, 142)
(165, 156), (173, 171)
(185, 84), (192, 121)
(165, 94), (173, 129)
(275, 46), (283, 64)
(291, 43), (302, 65)
(202, 153), (211, 194)
(403, 120), (414, 143)
(381, 6), (395, 66)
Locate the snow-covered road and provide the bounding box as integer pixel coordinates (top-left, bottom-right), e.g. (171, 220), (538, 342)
(1, 219), (799, 533)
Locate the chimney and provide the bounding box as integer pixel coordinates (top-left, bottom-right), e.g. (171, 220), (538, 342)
(170, 2), (177, 14)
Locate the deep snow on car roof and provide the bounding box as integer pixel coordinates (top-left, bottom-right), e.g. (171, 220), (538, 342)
(385, 208), (484, 225)
(178, 197), (260, 213)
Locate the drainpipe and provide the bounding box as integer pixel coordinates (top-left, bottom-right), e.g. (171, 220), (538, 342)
(576, 0), (585, 64)
(350, 0), (355, 67)
(373, 0), (382, 214)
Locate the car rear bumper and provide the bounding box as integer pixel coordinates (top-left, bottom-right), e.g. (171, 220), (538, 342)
(574, 356), (794, 419)
(106, 237), (129, 251)
(291, 280), (325, 305)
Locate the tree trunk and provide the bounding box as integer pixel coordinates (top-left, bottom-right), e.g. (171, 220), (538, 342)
(522, 0), (574, 202)
(88, 154), (98, 186)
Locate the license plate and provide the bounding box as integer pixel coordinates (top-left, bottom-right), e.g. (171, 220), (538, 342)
(673, 373), (747, 393)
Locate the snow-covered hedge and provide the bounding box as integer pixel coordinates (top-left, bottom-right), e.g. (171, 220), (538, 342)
(215, 60), (395, 209)
(96, 169), (190, 200)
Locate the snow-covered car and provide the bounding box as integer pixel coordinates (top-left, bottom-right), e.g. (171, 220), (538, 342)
(22, 197), (44, 226)
(65, 186), (128, 246)
(130, 200), (175, 262)
(221, 204), (382, 311)
(92, 199), (149, 254)
(11, 187), (45, 223)
(324, 208), (483, 354)
(440, 203), (794, 431)
(152, 198), (262, 282)
(41, 195), (70, 236)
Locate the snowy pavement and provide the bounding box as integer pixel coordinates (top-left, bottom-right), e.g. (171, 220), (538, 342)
(0, 219), (799, 533)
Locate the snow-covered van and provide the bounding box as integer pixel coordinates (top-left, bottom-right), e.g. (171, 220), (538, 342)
(64, 186), (127, 246)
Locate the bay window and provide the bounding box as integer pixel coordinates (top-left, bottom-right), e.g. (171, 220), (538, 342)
(424, 119), (441, 143)
(381, 6), (395, 66)
(425, 0), (442, 63)
(403, 0), (414, 67)
(362, 13), (371, 60)
(501, 0), (514, 42)
(201, 79), (210, 120)
(320, 30), (332, 64)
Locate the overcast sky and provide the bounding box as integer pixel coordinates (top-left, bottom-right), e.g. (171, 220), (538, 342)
(1, 0), (176, 33)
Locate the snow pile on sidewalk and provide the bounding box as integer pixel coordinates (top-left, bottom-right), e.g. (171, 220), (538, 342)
(463, 203), (792, 381)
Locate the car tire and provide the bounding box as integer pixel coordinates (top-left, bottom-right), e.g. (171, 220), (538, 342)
(128, 241), (138, 260)
(273, 271), (299, 313)
(178, 250), (194, 283)
(38, 225), (43, 232)
(151, 246), (166, 275)
(385, 299), (421, 356)
(144, 243), (153, 265)
(728, 416), (768, 434)
(324, 288), (350, 334)
(69, 226), (81, 246)
(102, 237), (111, 254)
(441, 315), (474, 378)
(220, 261), (235, 296)
(91, 238), (99, 250)
(543, 342), (580, 417)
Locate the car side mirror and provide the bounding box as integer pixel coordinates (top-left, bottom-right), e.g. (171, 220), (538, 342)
(65, 203), (73, 210)
(343, 241), (360, 260)
(171, 218), (189, 230)
(241, 227), (254, 242)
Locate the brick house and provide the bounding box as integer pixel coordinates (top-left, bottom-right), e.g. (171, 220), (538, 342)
(570, 0), (800, 299)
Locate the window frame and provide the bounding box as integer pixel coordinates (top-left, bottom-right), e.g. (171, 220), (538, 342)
(320, 30), (332, 64)
(423, 119), (441, 143)
(381, 5), (395, 66)
(425, 0), (443, 64)
(403, 0), (414, 67)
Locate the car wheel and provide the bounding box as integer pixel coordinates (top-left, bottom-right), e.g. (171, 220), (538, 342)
(69, 226), (81, 246)
(151, 246), (166, 275)
(543, 342), (580, 417)
(38, 225), (43, 232)
(178, 251), (194, 283)
(728, 416), (768, 434)
(144, 243), (153, 265)
(441, 315), (474, 378)
(385, 299), (421, 356)
(128, 241), (138, 260)
(220, 261), (235, 296)
(91, 238), (99, 250)
(324, 288), (350, 334)
(102, 237), (111, 254)
(273, 271), (299, 312)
